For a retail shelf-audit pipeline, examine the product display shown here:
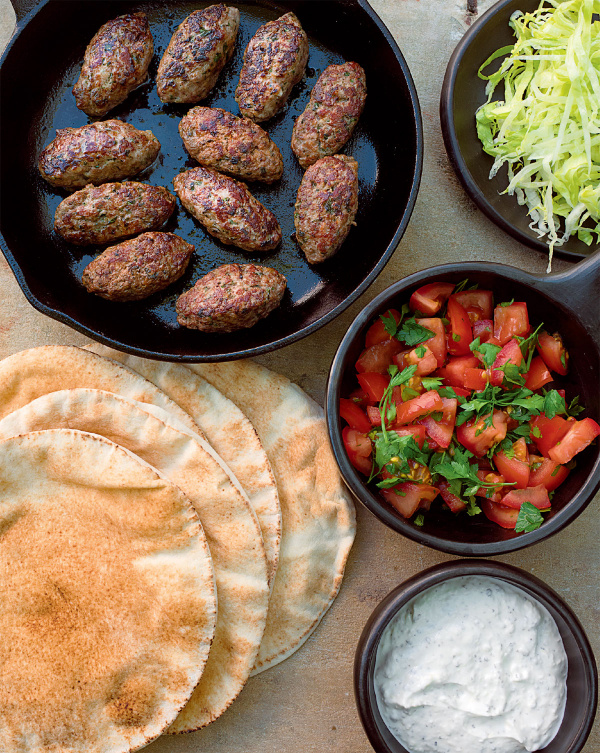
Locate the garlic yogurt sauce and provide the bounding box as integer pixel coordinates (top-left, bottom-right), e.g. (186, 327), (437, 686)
(374, 575), (568, 753)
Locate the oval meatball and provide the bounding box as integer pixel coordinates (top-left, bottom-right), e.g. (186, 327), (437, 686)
(82, 232), (193, 301)
(54, 182), (176, 245)
(179, 107), (283, 183)
(157, 4), (239, 104)
(38, 120), (160, 191)
(176, 263), (286, 332)
(173, 167), (282, 252)
(294, 155), (358, 264)
(291, 62), (367, 169)
(235, 12), (308, 122)
(72, 13), (154, 117)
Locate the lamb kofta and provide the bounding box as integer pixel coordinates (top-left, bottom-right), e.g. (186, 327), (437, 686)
(294, 155), (358, 264)
(291, 62), (366, 169)
(179, 106), (283, 183)
(72, 13), (154, 117)
(235, 12), (308, 122)
(173, 167), (282, 252)
(176, 263), (286, 332)
(82, 232), (194, 301)
(157, 4), (240, 104)
(38, 120), (160, 191)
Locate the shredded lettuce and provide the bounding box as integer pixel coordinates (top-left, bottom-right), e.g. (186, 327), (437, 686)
(476, 0), (600, 269)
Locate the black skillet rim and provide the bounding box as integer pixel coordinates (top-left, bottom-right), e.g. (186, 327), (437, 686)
(325, 260), (600, 557)
(440, 0), (595, 262)
(354, 559), (598, 753)
(0, 0), (424, 363)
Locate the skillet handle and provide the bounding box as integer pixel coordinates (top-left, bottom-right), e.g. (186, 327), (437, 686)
(537, 251), (600, 342)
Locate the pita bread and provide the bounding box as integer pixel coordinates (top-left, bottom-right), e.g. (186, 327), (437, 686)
(189, 360), (356, 674)
(0, 389), (270, 733)
(0, 429), (216, 753)
(0, 345), (201, 436)
(86, 345), (281, 587)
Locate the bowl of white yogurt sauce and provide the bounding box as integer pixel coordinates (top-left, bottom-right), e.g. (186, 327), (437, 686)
(355, 560), (597, 753)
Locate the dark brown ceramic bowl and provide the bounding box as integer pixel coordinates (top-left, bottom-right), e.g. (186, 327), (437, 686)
(325, 255), (600, 556)
(355, 560), (598, 753)
(0, 0), (422, 362)
(440, 0), (598, 261)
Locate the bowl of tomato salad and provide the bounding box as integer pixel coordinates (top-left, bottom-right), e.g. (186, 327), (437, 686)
(326, 256), (600, 555)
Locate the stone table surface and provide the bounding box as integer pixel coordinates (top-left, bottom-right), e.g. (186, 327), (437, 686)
(0, 1), (598, 751)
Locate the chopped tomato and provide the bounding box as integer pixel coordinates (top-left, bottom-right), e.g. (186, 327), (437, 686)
(548, 418), (600, 464)
(463, 367), (489, 391)
(501, 485), (550, 510)
(481, 499), (519, 529)
(366, 405), (382, 426)
(537, 331), (569, 375)
(472, 318), (494, 343)
(395, 390), (444, 426)
(524, 356), (553, 391)
(406, 345), (438, 376)
(530, 414), (572, 457)
(342, 427), (372, 475)
(419, 398), (457, 449)
(493, 302), (529, 345)
(357, 372), (389, 403)
(364, 309), (402, 348)
(415, 318), (447, 367)
(529, 455), (570, 491)
(490, 339), (523, 386)
(348, 387), (370, 406)
(475, 470), (505, 503)
(457, 410), (508, 456)
(356, 339), (403, 374)
(339, 399), (372, 433)
(380, 482), (439, 518)
(394, 425), (427, 448)
(494, 438), (530, 489)
(447, 297), (474, 356)
(437, 355), (480, 388)
(453, 289), (493, 322)
(409, 282), (455, 316)
(436, 480), (467, 512)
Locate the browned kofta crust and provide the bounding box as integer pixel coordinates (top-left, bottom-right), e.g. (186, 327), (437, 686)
(72, 13), (154, 117)
(176, 263), (286, 332)
(82, 232), (194, 301)
(173, 167), (282, 252)
(235, 12), (309, 122)
(38, 120), (161, 191)
(291, 62), (367, 169)
(179, 107), (283, 183)
(157, 4), (240, 103)
(54, 182), (176, 245)
(294, 155), (358, 264)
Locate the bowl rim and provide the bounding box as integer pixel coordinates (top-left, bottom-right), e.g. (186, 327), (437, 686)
(439, 0), (595, 262)
(325, 261), (600, 556)
(0, 0), (424, 363)
(354, 559), (599, 753)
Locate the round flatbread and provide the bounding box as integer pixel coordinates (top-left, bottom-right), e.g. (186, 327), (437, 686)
(0, 429), (216, 753)
(190, 360), (356, 674)
(86, 344), (281, 587)
(0, 389), (270, 733)
(0, 345), (200, 435)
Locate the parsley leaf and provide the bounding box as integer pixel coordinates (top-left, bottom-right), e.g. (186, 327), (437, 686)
(470, 337), (501, 369)
(500, 298), (514, 307)
(543, 390), (567, 420)
(567, 395), (585, 417)
(380, 311), (399, 338)
(415, 345), (427, 358)
(422, 377), (444, 391)
(414, 513), (425, 527)
(396, 319), (435, 347)
(515, 502), (545, 532)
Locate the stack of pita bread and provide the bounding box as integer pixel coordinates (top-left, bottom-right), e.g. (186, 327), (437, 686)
(0, 344), (355, 752)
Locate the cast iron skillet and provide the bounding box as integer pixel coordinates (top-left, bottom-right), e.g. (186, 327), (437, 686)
(355, 560), (598, 753)
(440, 0), (598, 261)
(326, 252), (600, 556)
(0, 0), (422, 362)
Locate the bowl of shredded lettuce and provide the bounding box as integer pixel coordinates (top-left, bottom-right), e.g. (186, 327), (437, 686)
(441, 0), (600, 267)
